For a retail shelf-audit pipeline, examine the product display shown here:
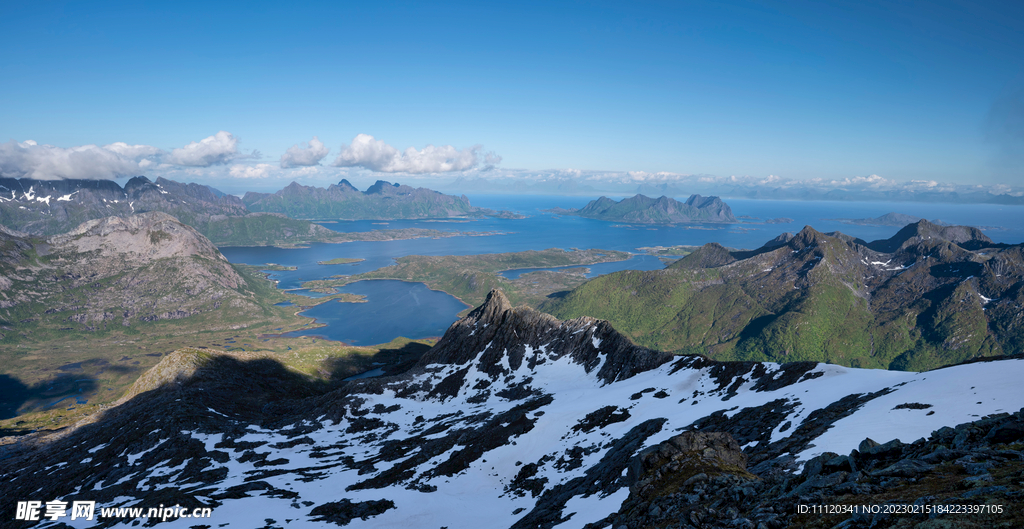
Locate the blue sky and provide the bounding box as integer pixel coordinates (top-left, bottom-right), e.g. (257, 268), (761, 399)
(1, 0), (1022, 191)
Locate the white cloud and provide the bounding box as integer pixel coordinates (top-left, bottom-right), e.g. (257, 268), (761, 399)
(167, 131), (241, 167)
(332, 134), (495, 173)
(103, 142), (163, 161)
(229, 163), (273, 179)
(280, 136), (329, 168)
(289, 166), (323, 176)
(0, 140), (141, 180)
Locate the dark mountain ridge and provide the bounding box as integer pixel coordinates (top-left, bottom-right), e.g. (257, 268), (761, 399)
(547, 220), (1024, 371)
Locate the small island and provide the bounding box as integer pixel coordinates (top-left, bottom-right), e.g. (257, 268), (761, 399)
(830, 212), (948, 227)
(317, 257), (365, 265)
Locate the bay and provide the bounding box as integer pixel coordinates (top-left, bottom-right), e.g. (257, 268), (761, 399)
(282, 280), (469, 345)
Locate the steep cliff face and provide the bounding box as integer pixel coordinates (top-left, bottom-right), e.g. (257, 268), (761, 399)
(2, 290), (1022, 528)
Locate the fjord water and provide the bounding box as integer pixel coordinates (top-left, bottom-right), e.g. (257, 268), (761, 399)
(219, 195), (1024, 345)
(281, 280), (469, 345)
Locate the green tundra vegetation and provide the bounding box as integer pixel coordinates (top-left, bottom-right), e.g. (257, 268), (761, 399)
(301, 248), (632, 312)
(545, 222), (1023, 372)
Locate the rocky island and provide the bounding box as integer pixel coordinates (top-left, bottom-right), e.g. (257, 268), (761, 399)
(551, 194), (737, 224)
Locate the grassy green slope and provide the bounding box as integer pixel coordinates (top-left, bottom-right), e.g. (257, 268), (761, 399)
(546, 228), (1018, 371)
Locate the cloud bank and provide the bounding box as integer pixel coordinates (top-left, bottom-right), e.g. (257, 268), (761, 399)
(280, 136), (329, 168)
(102, 142), (163, 161)
(166, 131), (245, 167)
(229, 163), (273, 179)
(0, 132), (267, 180)
(0, 140), (141, 180)
(332, 134), (497, 173)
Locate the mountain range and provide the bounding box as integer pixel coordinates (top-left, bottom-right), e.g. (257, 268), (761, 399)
(554, 194), (737, 224)
(0, 177), (520, 246)
(243, 179), (521, 220)
(0, 176), (247, 236)
(545, 220), (1024, 371)
(2, 289), (1022, 528)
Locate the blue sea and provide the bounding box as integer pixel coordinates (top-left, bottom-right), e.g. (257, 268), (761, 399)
(220, 196), (1024, 345)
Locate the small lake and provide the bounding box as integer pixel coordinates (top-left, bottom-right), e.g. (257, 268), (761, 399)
(283, 280), (469, 345)
(220, 195), (1024, 346)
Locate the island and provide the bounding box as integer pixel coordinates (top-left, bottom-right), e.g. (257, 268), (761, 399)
(243, 179), (523, 220)
(548, 194), (737, 224)
(317, 257), (365, 265)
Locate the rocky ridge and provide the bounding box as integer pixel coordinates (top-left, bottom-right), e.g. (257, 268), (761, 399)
(599, 409), (1024, 529)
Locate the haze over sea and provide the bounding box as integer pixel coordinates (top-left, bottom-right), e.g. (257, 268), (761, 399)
(220, 196), (1024, 345)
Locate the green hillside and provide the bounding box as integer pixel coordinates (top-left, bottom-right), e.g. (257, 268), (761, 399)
(545, 222), (1022, 371)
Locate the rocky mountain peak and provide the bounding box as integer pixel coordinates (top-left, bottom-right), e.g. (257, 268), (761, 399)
(413, 289), (673, 387)
(684, 194), (718, 208)
(365, 180), (402, 195)
(669, 242), (736, 269)
(789, 225), (831, 249)
(873, 219), (994, 253)
(281, 181), (309, 194)
(763, 231), (795, 249)
(470, 288), (514, 322)
(334, 178), (360, 192)
(124, 175), (154, 191)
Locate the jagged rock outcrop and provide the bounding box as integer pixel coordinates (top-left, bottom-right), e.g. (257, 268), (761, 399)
(419, 290), (674, 385)
(597, 409), (1024, 529)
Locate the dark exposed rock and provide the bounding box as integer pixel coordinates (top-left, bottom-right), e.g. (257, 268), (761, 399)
(600, 409), (1024, 529)
(308, 498), (395, 526)
(418, 290), (675, 386)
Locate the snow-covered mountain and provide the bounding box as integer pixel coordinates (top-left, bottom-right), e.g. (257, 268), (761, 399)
(3, 290), (1022, 528)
